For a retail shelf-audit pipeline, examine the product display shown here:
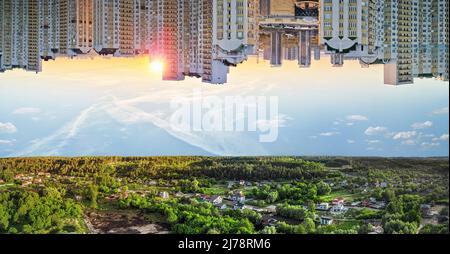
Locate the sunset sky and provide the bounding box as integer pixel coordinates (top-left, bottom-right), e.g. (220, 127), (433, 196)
(0, 55), (448, 157)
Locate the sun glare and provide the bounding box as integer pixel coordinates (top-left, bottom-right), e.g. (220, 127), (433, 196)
(150, 60), (164, 73)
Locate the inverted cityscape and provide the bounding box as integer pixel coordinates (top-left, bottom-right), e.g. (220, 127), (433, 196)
(0, 0), (448, 85)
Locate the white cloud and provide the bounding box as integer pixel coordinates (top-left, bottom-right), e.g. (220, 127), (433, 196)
(319, 131), (340, 137)
(346, 115), (368, 121)
(431, 106), (449, 115)
(347, 139), (355, 144)
(433, 134), (449, 142)
(367, 140), (381, 144)
(0, 139), (15, 145)
(401, 139), (416, 146)
(365, 126), (388, 136)
(12, 107), (41, 114)
(393, 131), (417, 140)
(0, 122), (17, 134)
(256, 114), (292, 132)
(421, 142), (440, 149)
(411, 121), (433, 130)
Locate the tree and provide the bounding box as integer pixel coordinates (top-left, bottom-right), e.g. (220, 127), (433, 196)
(87, 184), (98, 208)
(358, 223), (373, 234)
(261, 226), (277, 234)
(382, 189), (395, 202)
(384, 220), (417, 234)
(266, 191), (279, 203)
(317, 181), (331, 195)
(302, 217), (316, 233)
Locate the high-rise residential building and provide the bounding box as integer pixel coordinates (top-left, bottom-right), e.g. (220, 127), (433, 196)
(431, 0), (448, 81)
(137, 0), (152, 54)
(411, 0), (432, 77)
(0, 0), (42, 73)
(58, 0), (94, 56)
(146, 0), (254, 84)
(320, 0), (371, 66)
(283, 46), (298, 60)
(270, 31), (282, 66)
(269, 0), (295, 16)
(0, 0), (4, 71)
(298, 30), (311, 67)
(260, 0), (270, 16)
(93, 0), (140, 56)
(247, 0), (260, 50)
(28, 0), (42, 72)
(379, 0), (448, 85)
(41, 0), (60, 60)
(319, 0), (448, 85)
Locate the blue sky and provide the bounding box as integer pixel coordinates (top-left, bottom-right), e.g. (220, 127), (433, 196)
(0, 56), (448, 157)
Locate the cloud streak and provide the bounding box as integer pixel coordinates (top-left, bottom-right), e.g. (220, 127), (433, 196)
(0, 122), (17, 134)
(13, 107), (41, 114)
(411, 121), (433, 130)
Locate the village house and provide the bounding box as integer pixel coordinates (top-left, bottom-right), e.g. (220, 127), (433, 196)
(351, 201), (361, 207)
(265, 205), (277, 214)
(420, 204), (432, 217)
(21, 181), (32, 187)
(320, 217), (333, 225)
(332, 198), (345, 206)
(331, 204), (347, 214)
(234, 203), (245, 210)
(197, 194), (210, 202)
(158, 191), (170, 199)
(210, 195), (223, 205)
(232, 191), (245, 204)
(369, 225), (384, 234)
(316, 203), (330, 211)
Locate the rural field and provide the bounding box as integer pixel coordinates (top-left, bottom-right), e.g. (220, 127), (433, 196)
(0, 157), (448, 234)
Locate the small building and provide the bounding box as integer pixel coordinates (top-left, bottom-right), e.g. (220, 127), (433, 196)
(210, 195), (223, 205)
(420, 204), (432, 217)
(232, 191), (245, 204)
(239, 180), (246, 186)
(317, 203), (330, 211)
(332, 198), (345, 205)
(234, 203), (245, 210)
(380, 182), (388, 188)
(320, 217), (333, 225)
(158, 191), (170, 199)
(331, 204), (347, 213)
(21, 181), (32, 187)
(351, 201), (361, 207)
(266, 205), (277, 214)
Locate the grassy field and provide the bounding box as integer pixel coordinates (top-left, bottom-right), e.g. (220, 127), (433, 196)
(319, 191), (362, 203)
